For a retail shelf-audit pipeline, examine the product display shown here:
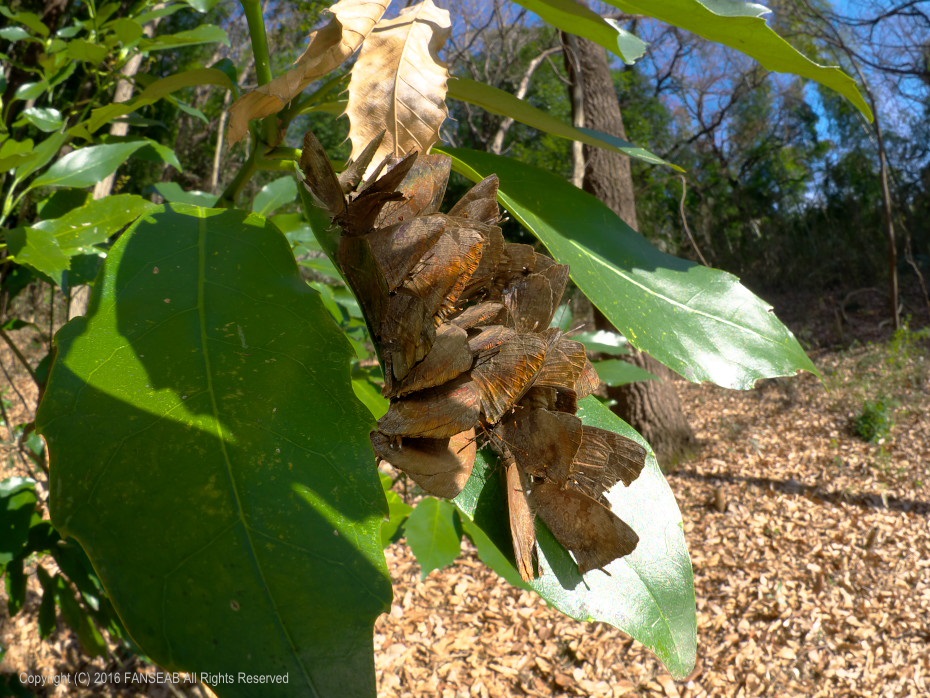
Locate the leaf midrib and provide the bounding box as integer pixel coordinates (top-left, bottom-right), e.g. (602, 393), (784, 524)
(195, 214), (318, 695)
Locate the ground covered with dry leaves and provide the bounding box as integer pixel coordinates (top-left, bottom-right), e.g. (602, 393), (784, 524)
(2, 292), (929, 697)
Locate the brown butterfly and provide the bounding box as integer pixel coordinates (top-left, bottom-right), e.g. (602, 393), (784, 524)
(371, 428), (476, 499)
(495, 406), (646, 580)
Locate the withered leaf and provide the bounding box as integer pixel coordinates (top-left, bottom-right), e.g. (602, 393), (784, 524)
(471, 332), (554, 423)
(228, 0), (389, 146)
(376, 154), (452, 228)
(392, 323), (472, 398)
(378, 376), (481, 439)
(346, 0), (451, 176)
(505, 455), (537, 582)
(529, 481), (639, 574)
(371, 429), (476, 499)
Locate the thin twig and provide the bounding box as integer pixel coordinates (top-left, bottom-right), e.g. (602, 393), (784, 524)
(0, 328), (38, 386)
(678, 175), (708, 267)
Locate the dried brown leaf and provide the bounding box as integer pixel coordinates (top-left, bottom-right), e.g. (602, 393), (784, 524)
(346, 0), (451, 174)
(227, 0), (389, 146)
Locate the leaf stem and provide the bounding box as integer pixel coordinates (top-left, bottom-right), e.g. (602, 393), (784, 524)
(240, 0), (278, 148)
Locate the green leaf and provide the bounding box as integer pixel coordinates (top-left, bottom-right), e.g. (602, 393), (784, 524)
(65, 39), (109, 65)
(351, 378), (389, 419)
(380, 476), (413, 547)
(575, 329), (629, 355)
(456, 397), (696, 679)
(31, 141), (149, 189)
(459, 515), (529, 591)
(13, 81), (48, 101)
(0, 7), (49, 37)
(18, 107), (64, 132)
(140, 24), (229, 52)
(592, 358), (659, 385)
(181, 0), (222, 11)
(404, 498), (461, 579)
(33, 194), (158, 253)
(10, 131), (67, 182)
(513, 0), (647, 64)
(0, 26), (32, 42)
(440, 147), (818, 389)
(448, 78), (676, 169)
(5, 558), (27, 615)
(8, 195), (156, 284)
(77, 68), (235, 136)
(37, 205), (390, 696)
(152, 181), (218, 207)
(0, 478), (38, 567)
(0, 138), (35, 171)
(253, 176), (298, 216)
(605, 0), (873, 120)
(5, 227), (71, 285)
(36, 568), (57, 638)
(56, 577), (108, 657)
(106, 17), (144, 45)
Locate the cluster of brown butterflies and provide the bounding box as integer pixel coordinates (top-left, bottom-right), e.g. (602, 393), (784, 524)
(300, 130), (647, 581)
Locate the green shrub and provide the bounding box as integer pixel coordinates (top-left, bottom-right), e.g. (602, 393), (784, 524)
(853, 398), (896, 443)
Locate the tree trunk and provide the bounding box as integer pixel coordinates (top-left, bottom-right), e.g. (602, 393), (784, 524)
(562, 32), (696, 469)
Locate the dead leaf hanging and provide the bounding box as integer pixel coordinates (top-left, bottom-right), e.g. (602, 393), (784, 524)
(345, 0), (451, 175)
(227, 0), (389, 146)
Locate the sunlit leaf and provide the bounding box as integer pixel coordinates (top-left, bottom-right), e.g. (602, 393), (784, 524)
(405, 497), (461, 579)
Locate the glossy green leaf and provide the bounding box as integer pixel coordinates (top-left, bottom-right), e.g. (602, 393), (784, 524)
(448, 78), (676, 169)
(513, 0), (647, 63)
(31, 141), (148, 189)
(8, 195), (157, 284)
(380, 475), (413, 547)
(575, 329), (629, 355)
(6, 227), (71, 285)
(0, 478), (38, 567)
(0, 26), (32, 42)
(0, 7), (49, 37)
(253, 176), (298, 216)
(351, 378), (389, 419)
(33, 194), (158, 253)
(140, 24), (229, 52)
(152, 182), (219, 207)
(10, 131), (67, 182)
(107, 17), (144, 45)
(455, 397), (696, 678)
(78, 68), (235, 136)
(0, 138), (35, 171)
(593, 358), (659, 385)
(37, 205), (391, 696)
(605, 0), (872, 119)
(13, 81), (47, 101)
(441, 147), (818, 389)
(405, 498), (461, 579)
(18, 107), (64, 132)
(65, 39), (108, 65)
